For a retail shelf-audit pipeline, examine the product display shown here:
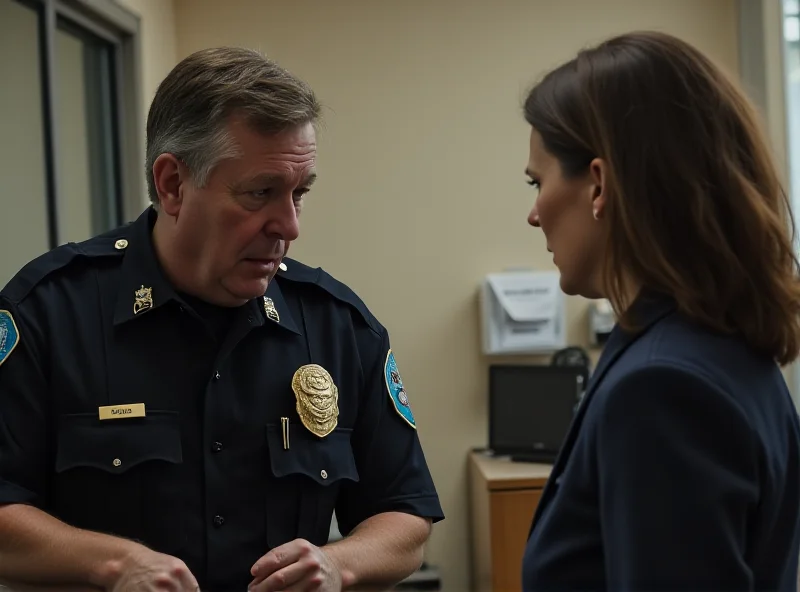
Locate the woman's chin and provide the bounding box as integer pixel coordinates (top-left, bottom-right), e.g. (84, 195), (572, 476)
(559, 275), (598, 299)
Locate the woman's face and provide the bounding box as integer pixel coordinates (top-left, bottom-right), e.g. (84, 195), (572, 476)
(526, 128), (608, 298)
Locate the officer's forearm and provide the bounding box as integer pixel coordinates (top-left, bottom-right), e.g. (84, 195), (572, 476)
(0, 503), (141, 589)
(323, 511), (432, 590)
(0, 582), (99, 591)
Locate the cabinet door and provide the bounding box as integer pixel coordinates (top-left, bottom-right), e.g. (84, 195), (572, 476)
(490, 488), (541, 592)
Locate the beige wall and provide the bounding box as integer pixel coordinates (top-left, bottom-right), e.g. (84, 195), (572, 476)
(170, 1), (740, 589)
(114, 0), (177, 208)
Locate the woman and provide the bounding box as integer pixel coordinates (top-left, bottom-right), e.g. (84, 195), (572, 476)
(521, 31), (800, 591)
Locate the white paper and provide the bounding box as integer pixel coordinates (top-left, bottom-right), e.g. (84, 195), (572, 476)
(481, 270), (566, 355)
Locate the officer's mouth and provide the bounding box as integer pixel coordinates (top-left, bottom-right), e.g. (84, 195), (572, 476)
(242, 258), (280, 273)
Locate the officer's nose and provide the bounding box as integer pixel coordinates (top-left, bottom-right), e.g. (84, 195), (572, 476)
(266, 194), (301, 242)
(528, 204), (541, 228)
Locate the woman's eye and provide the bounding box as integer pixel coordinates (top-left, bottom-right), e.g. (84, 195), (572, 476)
(527, 179), (540, 189)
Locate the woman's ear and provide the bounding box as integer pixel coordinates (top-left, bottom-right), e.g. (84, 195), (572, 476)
(589, 157), (607, 220)
(152, 153), (185, 217)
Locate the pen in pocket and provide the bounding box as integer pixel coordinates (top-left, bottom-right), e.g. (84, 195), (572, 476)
(281, 416), (289, 450)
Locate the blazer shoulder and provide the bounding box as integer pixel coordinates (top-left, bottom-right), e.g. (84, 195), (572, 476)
(627, 313), (776, 384)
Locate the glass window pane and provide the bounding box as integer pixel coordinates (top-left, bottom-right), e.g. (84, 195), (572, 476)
(0, 0), (50, 284)
(784, 0), (800, 258)
(55, 18), (120, 244)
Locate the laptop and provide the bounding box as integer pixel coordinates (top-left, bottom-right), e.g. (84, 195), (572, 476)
(488, 365), (585, 464)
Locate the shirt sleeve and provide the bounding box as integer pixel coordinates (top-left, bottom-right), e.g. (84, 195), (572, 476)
(335, 327), (444, 536)
(0, 296), (50, 507)
(596, 362), (759, 590)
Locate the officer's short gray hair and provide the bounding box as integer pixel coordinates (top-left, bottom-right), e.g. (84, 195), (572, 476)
(145, 47), (321, 204)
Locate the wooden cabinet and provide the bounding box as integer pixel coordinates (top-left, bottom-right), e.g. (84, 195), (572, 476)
(468, 451), (551, 592)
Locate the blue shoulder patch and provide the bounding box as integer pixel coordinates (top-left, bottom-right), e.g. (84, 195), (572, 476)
(0, 310), (20, 367)
(384, 350), (416, 429)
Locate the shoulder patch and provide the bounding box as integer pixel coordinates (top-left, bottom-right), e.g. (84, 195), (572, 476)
(384, 349), (416, 429)
(277, 258), (382, 335)
(0, 310), (20, 367)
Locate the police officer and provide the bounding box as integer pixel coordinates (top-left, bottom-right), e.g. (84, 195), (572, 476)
(0, 47), (444, 592)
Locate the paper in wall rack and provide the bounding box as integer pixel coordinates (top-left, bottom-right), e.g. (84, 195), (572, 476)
(480, 270), (566, 355)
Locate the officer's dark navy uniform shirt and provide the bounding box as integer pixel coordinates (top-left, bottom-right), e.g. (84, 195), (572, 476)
(0, 207), (444, 591)
(522, 292), (800, 591)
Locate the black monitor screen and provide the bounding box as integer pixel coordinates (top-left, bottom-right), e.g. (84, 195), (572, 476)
(489, 365), (583, 455)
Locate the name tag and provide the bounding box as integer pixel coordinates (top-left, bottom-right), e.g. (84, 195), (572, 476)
(98, 403), (146, 420)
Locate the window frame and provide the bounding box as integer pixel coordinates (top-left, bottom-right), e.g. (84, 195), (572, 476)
(14, 0), (142, 248)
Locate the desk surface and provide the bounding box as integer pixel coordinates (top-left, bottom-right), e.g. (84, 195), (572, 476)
(470, 450), (552, 490)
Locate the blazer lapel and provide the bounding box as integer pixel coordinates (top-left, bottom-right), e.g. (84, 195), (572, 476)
(528, 292), (676, 533)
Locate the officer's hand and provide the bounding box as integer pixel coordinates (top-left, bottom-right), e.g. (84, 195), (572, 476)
(248, 538), (342, 592)
(109, 546), (200, 592)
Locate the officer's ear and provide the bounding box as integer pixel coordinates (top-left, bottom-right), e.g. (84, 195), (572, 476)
(152, 153), (186, 216)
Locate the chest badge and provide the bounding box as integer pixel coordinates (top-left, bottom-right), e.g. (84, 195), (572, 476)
(263, 296), (280, 323)
(292, 364), (339, 438)
(133, 285), (153, 315)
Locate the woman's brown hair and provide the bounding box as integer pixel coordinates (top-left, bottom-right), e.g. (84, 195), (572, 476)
(524, 31), (800, 365)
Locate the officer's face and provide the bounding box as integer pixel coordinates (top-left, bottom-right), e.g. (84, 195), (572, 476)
(164, 118), (316, 306)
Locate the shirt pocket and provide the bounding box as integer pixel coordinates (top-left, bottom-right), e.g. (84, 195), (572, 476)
(264, 423), (359, 548)
(52, 410), (186, 554)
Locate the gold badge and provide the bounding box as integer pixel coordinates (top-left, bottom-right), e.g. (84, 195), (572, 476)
(291, 364), (339, 437)
(133, 285), (153, 315)
(263, 297), (280, 323)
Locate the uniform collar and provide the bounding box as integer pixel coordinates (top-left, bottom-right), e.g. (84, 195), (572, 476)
(113, 207), (302, 336)
(113, 207), (180, 325)
(585, 289), (676, 392)
(261, 278), (301, 335)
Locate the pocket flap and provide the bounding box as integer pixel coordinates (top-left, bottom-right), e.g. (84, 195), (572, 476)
(56, 411), (182, 474)
(266, 424), (359, 486)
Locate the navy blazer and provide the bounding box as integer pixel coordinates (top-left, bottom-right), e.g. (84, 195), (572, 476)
(522, 292), (800, 591)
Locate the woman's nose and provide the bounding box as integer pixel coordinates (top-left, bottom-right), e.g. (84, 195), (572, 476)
(528, 206), (541, 228)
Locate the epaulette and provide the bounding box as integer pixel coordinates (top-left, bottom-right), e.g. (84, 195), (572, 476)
(276, 257), (383, 336)
(1, 229), (130, 305)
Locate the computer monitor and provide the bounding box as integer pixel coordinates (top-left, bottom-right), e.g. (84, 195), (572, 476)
(488, 365), (584, 463)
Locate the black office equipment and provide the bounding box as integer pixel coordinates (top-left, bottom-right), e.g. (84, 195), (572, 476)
(488, 365), (583, 464)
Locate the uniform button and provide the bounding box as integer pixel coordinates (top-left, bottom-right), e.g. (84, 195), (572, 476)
(211, 441), (223, 453)
(214, 371), (221, 381)
(114, 239), (128, 250)
(213, 515), (225, 528)
(320, 470), (328, 480)
(113, 458), (122, 467)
